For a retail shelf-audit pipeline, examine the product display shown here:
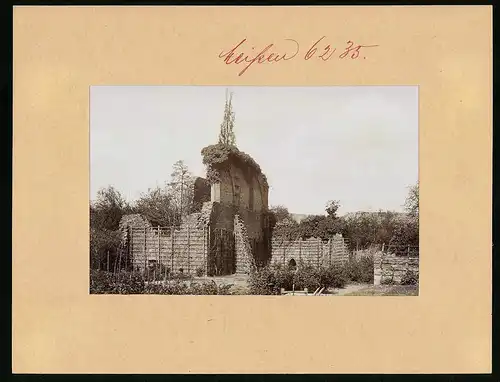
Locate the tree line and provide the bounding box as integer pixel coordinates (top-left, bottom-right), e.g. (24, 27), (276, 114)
(269, 183), (419, 251)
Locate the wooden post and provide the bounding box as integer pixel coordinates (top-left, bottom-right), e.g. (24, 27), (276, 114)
(299, 239), (302, 261)
(283, 243), (286, 267)
(382, 243), (385, 252)
(206, 227), (210, 277)
(317, 238), (321, 268)
(187, 225), (191, 274)
(171, 226), (175, 276)
(158, 226), (161, 276)
(407, 244), (410, 257)
(216, 230), (221, 275)
(107, 250), (110, 272)
(203, 226), (206, 277)
(143, 227), (147, 273)
(127, 228), (131, 272)
(329, 238), (332, 266)
(164, 228), (168, 282)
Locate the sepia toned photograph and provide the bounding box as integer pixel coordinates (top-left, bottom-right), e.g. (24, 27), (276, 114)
(90, 86), (419, 296)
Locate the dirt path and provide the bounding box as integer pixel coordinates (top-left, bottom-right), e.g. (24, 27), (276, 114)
(331, 283), (371, 296)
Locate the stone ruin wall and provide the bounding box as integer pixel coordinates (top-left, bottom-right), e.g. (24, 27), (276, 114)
(373, 251), (419, 285)
(210, 161), (271, 267)
(234, 215), (255, 274)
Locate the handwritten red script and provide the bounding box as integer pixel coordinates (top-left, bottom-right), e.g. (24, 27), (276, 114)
(218, 37), (379, 76)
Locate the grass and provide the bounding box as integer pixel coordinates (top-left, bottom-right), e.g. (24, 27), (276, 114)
(342, 284), (419, 296)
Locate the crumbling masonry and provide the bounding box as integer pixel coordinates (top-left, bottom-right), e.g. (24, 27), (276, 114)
(120, 144), (271, 276)
(120, 144), (350, 276)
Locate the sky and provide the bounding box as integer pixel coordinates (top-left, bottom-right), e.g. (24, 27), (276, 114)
(90, 86), (418, 216)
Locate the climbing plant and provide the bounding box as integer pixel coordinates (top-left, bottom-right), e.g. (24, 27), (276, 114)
(201, 143), (268, 188)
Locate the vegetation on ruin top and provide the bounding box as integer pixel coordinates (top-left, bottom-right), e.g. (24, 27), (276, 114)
(201, 143), (268, 187)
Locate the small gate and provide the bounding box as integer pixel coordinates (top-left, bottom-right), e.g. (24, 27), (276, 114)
(208, 229), (235, 276)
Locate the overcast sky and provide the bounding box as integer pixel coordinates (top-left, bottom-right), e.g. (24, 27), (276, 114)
(90, 86), (418, 216)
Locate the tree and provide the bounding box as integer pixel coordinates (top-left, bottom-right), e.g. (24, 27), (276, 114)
(90, 186), (131, 230)
(168, 160), (195, 223)
(134, 186), (176, 227)
(269, 205), (290, 222)
(325, 200), (341, 218)
(404, 181), (419, 217)
(272, 217), (301, 243)
(341, 211), (397, 250)
(90, 186), (131, 270)
(218, 89), (236, 146)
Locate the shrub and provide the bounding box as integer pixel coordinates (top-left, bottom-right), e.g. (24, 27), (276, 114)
(248, 266), (278, 295)
(190, 280), (219, 295)
(400, 269), (419, 285)
(320, 265), (349, 289)
(90, 270), (145, 294)
(344, 257), (374, 284)
(195, 267), (205, 277)
(274, 265), (294, 291)
(293, 265), (321, 291)
(380, 277), (394, 285)
(90, 270), (232, 295)
(247, 262), (349, 294)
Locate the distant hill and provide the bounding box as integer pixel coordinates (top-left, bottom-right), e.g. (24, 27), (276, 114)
(289, 213), (311, 223)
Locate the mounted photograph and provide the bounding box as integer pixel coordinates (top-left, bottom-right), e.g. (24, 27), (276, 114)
(90, 86), (419, 296)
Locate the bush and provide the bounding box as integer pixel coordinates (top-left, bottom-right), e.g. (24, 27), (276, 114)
(90, 270), (232, 295)
(274, 265), (294, 291)
(248, 266), (278, 295)
(319, 265), (349, 289)
(344, 257), (374, 284)
(380, 277), (394, 285)
(248, 262), (349, 294)
(190, 280), (219, 295)
(195, 267), (205, 277)
(293, 265), (321, 291)
(90, 270), (145, 294)
(400, 269), (419, 285)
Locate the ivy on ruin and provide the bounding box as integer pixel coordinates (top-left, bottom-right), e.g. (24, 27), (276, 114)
(201, 143), (269, 188)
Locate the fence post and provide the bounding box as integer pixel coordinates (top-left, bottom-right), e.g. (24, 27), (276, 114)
(203, 226), (206, 277)
(158, 226), (161, 276)
(206, 227), (210, 277)
(407, 244), (410, 257)
(329, 238), (332, 266)
(125, 227), (129, 271)
(107, 250), (110, 272)
(164, 228), (168, 282)
(187, 225), (191, 274)
(171, 227), (175, 276)
(317, 238), (321, 268)
(143, 227), (147, 274)
(382, 243), (385, 252)
(283, 242), (286, 267)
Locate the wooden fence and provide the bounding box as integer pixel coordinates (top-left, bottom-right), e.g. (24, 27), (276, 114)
(271, 235), (350, 268)
(128, 225), (208, 276)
